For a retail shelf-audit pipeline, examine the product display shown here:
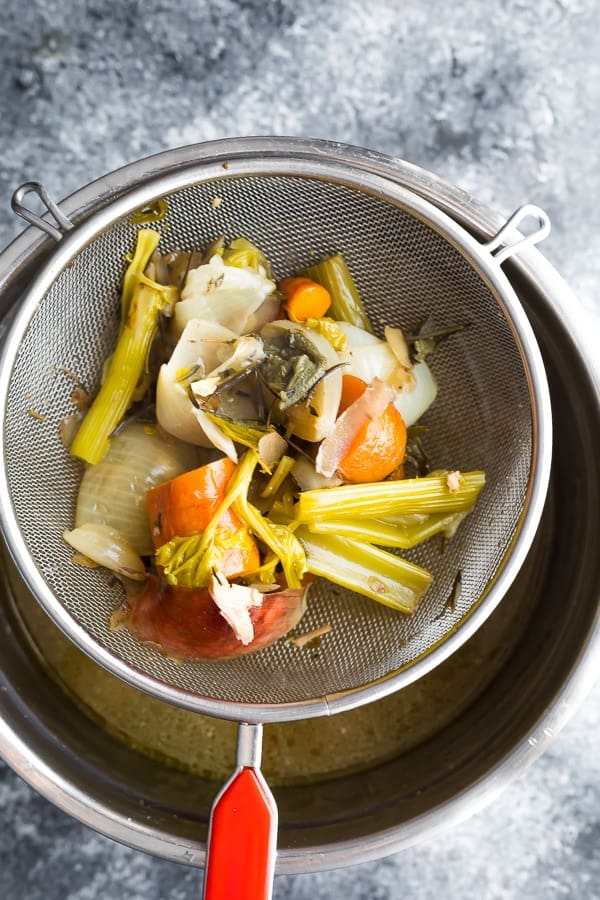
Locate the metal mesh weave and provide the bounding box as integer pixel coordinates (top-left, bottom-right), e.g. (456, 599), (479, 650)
(2, 174), (534, 710)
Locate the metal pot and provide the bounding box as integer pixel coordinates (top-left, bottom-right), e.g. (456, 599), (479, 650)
(1, 139), (599, 874)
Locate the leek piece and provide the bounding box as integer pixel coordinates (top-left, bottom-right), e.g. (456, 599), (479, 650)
(295, 471), (486, 524)
(121, 228), (161, 319)
(301, 253), (373, 333)
(306, 510), (472, 549)
(295, 526), (431, 613)
(71, 280), (176, 465)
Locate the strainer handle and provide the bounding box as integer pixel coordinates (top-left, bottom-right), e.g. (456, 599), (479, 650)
(11, 181), (74, 242)
(483, 204), (551, 265)
(203, 723), (277, 900)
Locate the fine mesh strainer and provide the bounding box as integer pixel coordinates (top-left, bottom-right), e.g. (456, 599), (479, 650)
(0, 148), (552, 899)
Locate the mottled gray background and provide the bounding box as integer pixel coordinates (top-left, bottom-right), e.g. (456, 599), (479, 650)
(0, 1), (599, 898)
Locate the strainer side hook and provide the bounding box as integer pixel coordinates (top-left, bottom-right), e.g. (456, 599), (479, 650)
(11, 181), (74, 242)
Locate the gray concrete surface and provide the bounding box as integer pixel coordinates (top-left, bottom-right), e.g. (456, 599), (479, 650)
(0, 1), (599, 898)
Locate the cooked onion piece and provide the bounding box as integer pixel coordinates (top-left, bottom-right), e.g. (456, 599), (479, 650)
(156, 318), (239, 450)
(75, 422), (199, 555)
(337, 322), (410, 388)
(174, 255), (276, 337)
(64, 523), (146, 581)
(393, 361), (438, 426)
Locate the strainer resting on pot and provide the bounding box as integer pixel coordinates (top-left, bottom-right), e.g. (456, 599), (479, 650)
(0, 148), (551, 899)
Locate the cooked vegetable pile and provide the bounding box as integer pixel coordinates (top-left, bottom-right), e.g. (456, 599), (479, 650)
(63, 227), (485, 661)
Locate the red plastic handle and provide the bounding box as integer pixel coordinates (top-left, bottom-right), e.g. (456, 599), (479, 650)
(203, 766), (278, 900)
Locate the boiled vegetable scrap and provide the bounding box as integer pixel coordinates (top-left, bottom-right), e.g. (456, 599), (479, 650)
(64, 227), (485, 660)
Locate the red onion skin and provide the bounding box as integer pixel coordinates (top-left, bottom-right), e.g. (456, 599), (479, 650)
(129, 575), (307, 660)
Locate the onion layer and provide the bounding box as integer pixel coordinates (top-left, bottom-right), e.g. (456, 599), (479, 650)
(64, 523), (146, 581)
(75, 422), (200, 556)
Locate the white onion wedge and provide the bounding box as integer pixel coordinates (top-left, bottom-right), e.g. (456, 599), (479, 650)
(393, 361), (438, 426)
(174, 255), (276, 337)
(64, 523), (146, 581)
(156, 318), (239, 448)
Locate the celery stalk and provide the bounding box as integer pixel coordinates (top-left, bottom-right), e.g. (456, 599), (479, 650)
(233, 492), (306, 589)
(71, 281), (175, 465)
(295, 472), (485, 524)
(295, 526), (431, 613)
(301, 253), (373, 333)
(307, 510), (472, 549)
(120, 229), (161, 319)
(260, 455), (295, 498)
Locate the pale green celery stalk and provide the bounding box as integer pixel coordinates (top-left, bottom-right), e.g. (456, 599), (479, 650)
(307, 510), (472, 549)
(120, 229), (161, 319)
(295, 471), (485, 524)
(233, 491), (306, 589)
(70, 281), (175, 465)
(301, 253), (373, 333)
(260, 455), (295, 498)
(295, 526), (431, 613)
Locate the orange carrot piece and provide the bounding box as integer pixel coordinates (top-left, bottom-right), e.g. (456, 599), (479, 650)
(338, 374), (370, 414)
(279, 276), (331, 321)
(336, 376), (407, 484)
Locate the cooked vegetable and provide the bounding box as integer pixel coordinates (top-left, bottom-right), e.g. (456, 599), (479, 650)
(64, 523), (146, 581)
(304, 317), (347, 350)
(130, 199), (168, 226)
(75, 422), (199, 555)
(128, 574), (307, 660)
(301, 253), (373, 332)
(316, 375), (407, 483)
(156, 451), (306, 590)
(120, 228), (161, 319)
(260, 455), (296, 498)
(156, 318), (244, 455)
(175, 253), (275, 336)
(188, 334), (265, 399)
(392, 361), (438, 427)
(295, 471), (486, 523)
(148, 458), (260, 580)
(66, 229), (487, 656)
(279, 276), (331, 322)
(71, 234), (177, 465)
(260, 320), (342, 442)
(316, 377), (405, 482)
(202, 413), (287, 472)
(295, 527), (431, 613)
(259, 324), (328, 409)
(147, 457), (234, 541)
(222, 236), (273, 277)
(337, 322), (416, 394)
(305, 510), (471, 549)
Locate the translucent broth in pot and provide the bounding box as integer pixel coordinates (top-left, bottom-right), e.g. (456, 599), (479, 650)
(3, 542), (541, 786)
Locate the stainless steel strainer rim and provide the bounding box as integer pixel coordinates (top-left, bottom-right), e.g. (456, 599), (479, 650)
(0, 149), (553, 723)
